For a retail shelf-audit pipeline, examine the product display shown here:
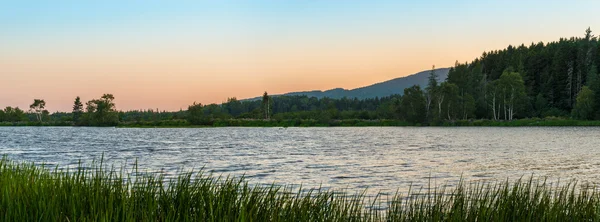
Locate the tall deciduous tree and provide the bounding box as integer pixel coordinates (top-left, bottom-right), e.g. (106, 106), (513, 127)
(85, 94), (118, 126)
(3, 107), (26, 122)
(186, 102), (206, 125)
(487, 81), (501, 120)
(572, 86), (595, 120)
(459, 93), (476, 120)
(495, 71), (527, 120)
(438, 82), (459, 120)
(399, 85), (426, 124)
(29, 99), (46, 122)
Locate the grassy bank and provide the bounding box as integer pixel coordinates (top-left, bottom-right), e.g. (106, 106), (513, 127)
(4, 118), (600, 128)
(117, 118), (600, 128)
(1, 157), (600, 221)
(0, 121), (73, 127)
(117, 119), (413, 128)
(434, 118), (600, 127)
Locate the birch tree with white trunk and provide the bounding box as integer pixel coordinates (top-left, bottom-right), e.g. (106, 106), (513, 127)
(29, 99), (46, 122)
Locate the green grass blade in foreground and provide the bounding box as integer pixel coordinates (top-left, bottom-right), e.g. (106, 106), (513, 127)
(1, 157), (600, 221)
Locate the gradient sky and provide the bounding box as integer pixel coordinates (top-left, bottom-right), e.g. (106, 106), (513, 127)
(2, 1), (600, 112)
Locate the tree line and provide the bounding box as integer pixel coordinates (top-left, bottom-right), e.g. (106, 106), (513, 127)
(444, 27), (599, 121)
(0, 92), (405, 126)
(0, 94), (119, 126)
(1, 28), (598, 126)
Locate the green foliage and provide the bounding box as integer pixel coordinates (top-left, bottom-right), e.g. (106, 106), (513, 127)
(72, 96), (84, 124)
(186, 102), (208, 125)
(222, 97), (243, 116)
(82, 94), (119, 126)
(426, 65), (439, 92)
(440, 117), (600, 127)
(119, 109), (186, 123)
(587, 64), (600, 118)
(448, 28), (599, 120)
(438, 82), (460, 120)
(262, 91), (272, 120)
(185, 103), (231, 125)
(534, 93), (548, 117)
(487, 71), (527, 120)
(425, 65), (439, 122)
(541, 108), (569, 118)
(29, 99), (47, 122)
(458, 93), (476, 120)
(118, 119), (190, 128)
(4, 28), (600, 126)
(0, 106), (27, 122)
(3, 157), (600, 221)
(572, 86), (596, 120)
(399, 85), (426, 123)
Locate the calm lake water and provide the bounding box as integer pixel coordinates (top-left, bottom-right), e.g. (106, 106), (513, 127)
(1, 127), (599, 194)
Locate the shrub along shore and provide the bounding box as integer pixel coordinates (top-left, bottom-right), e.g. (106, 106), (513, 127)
(1, 157), (600, 221)
(117, 118), (600, 127)
(2, 117), (600, 127)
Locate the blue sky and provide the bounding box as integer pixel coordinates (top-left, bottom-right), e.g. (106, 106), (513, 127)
(1, 1), (599, 111)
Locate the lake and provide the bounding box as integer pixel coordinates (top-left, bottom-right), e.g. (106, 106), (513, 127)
(1, 127), (599, 195)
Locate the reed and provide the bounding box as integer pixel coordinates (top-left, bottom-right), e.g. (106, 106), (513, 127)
(0, 157), (598, 221)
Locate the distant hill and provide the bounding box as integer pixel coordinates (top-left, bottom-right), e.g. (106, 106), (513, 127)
(245, 68), (449, 100)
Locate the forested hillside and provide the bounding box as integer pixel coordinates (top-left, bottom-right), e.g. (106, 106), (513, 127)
(445, 28), (599, 120)
(2, 28), (599, 126)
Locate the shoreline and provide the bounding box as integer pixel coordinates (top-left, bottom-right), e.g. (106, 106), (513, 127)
(3, 118), (600, 128)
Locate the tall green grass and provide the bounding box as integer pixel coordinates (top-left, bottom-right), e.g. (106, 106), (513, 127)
(1, 157), (599, 221)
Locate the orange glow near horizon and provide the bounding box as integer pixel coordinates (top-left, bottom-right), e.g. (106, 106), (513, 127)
(1, 40), (483, 112)
(2, 1), (599, 112)
(0, 33), (586, 112)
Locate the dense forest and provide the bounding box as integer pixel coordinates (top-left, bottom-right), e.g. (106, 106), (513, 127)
(1, 28), (599, 127)
(446, 27), (599, 120)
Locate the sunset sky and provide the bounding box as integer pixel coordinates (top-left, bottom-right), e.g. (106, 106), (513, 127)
(2, 1), (600, 112)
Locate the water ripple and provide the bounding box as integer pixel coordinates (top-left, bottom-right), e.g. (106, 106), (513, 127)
(1, 126), (600, 195)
